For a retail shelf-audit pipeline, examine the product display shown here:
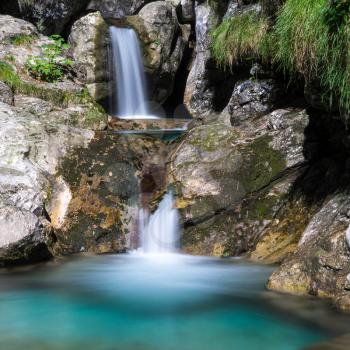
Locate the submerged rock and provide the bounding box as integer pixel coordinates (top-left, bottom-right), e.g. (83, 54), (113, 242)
(127, 1), (190, 103)
(169, 109), (308, 256)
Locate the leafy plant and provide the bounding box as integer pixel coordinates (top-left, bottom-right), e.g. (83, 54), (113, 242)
(25, 35), (74, 83)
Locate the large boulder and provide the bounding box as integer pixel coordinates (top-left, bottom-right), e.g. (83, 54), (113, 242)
(267, 193), (350, 311)
(68, 12), (110, 103)
(0, 0), (90, 35)
(127, 1), (190, 103)
(0, 100), (94, 265)
(169, 108), (308, 256)
(87, 0), (149, 19)
(0, 206), (51, 266)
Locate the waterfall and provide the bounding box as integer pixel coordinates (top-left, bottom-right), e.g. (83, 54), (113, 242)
(110, 27), (157, 119)
(139, 192), (180, 254)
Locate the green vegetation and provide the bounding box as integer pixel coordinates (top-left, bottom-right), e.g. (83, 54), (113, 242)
(271, 0), (350, 114)
(210, 0), (350, 116)
(8, 34), (36, 46)
(0, 60), (91, 107)
(25, 35), (74, 82)
(211, 11), (268, 69)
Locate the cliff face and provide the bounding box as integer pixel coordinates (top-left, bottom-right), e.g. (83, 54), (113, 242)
(1, 0), (350, 312)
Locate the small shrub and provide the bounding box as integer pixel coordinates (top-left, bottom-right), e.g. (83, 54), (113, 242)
(25, 35), (74, 83)
(211, 11), (269, 69)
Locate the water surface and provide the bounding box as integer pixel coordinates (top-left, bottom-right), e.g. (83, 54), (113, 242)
(0, 254), (347, 350)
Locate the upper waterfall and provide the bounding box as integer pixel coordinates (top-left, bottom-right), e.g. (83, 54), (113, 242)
(109, 27), (157, 119)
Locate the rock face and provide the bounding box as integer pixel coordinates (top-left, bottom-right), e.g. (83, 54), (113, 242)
(87, 0), (148, 19)
(127, 1), (190, 103)
(68, 12), (110, 103)
(54, 133), (165, 255)
(169, 108), (308, 256)
(0, 0), (90, 35)
(0, 82), (13, 105)
(184, 2), (220, 117)
(268, 193), (350, 311)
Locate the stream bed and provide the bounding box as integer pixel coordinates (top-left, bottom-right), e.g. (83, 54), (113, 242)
(0, 254), (349, 350)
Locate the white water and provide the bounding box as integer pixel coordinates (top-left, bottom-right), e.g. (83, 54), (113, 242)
(139, 192), (180, 254)
(110, 27), (158, 119)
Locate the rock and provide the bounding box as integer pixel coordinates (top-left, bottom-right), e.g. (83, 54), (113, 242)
(68, 12), (109, 102)
(127, 1), (189, 103)
(169, 109), (308, 256)
(267, 192), (350, 311)
(87, 0), (148, 19)
(0, 205), (51, 266)
(54, 133), (166, 255)
(0, 0), (90, 35)
(0, 14), (38, 42)
(222, 79), (282, 126)
(180, 0), (194, 22)
(0, 82), (13, 105)
(184, 2), (237, 118)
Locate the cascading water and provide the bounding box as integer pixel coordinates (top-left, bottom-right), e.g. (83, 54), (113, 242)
(109, 26), (158, 119)
(139, 192), (180, 254)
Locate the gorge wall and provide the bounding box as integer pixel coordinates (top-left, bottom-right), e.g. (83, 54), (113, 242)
(1, 0), (350, 313)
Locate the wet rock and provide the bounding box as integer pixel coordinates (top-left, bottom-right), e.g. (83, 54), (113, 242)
(267, 192), (350, 310)
(222, 79), (282, 126)
(169, 109), (308, 256)
(68, 12), (110, 103)
(127, 1), (190, 103)
(0, 82), (13, 105)
(0, 0), (90, 35)
(87, 0), (149, 19)
(55, 133), (165, 255)
(0, 205), (51, 266)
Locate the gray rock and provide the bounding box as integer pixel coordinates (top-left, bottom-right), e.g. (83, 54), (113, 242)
(222, 79), (282, 126)
(68, 12), (109, 102)
(0, 82), (13, 105)
(184, 2), (220, 117)
(0, 205), (51, 266)
(87, 0), (148, 19)
(0, 14), (38, 42)
(180, 0), (194, 22)
(127, 1), (189, 103)
(0, 0), (90, 35)
(268, 192), (350, 312)
(169, 108), (308, 256)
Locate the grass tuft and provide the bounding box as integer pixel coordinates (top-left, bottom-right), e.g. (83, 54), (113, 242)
(211, 11), (269, 69)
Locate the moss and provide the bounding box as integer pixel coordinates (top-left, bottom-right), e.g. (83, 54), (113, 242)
(211, 10), (269, 69)
(240, 135), (286, 192)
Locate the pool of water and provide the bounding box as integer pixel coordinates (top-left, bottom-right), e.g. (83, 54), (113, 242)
(0, 254), (348, 350)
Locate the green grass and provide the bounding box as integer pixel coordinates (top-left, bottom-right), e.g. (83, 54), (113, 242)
(8, 34), (36, 46)
(270, 0), (350, 115)
(0, 60), (100, 108)
(211, 11), (269, 69)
